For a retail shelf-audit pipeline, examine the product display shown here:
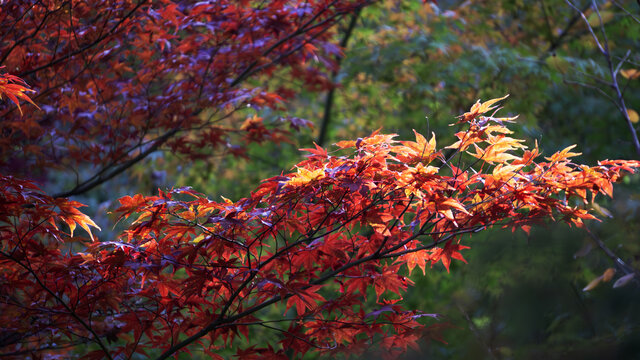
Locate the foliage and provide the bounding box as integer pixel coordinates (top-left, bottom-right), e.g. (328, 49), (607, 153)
(307, 1), (640, 357)
(2, 85), (639, 358)
(0, 69), (38, 115)
(0, 0), (363, 195)
(2, 0), (640, 359)
(322, 0), (640, 160)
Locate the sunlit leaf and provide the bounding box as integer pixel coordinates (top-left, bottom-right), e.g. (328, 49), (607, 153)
(620, 69), (640, 80)
(583, 275), (603, 291)
(627, 109), (639, 124)
(587, 10), (615, 27)
(602, 268), (616, 282)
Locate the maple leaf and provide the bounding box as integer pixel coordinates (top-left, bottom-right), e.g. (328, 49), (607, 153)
(113, 194), (152, 221)
(402, 249), (431, 275)
(299, 142), (328, 158)
(440, 198), (470, 215)
(396, 130), (437, 162)
(620, 69), (640, 79)
(55, 199), (101, 241)
(545, 144), (582, 163)
(373, 266), (412, 301)
(285, 285), (325, 316)
(457, 94), (509, 124)
(286, 167), (326, 187)
(0, 69), (39, 115)
(2, 34), (639, 359)
(431, 241), (470, 272)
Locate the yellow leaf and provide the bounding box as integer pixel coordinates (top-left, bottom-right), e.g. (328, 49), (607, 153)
(627, 109), (639, 124)
(335, 140), (356, 148)
(545, 144), (582, 162)
(399, 130), (437, 161)
(620, 69), (640, 80)
(192, 233), (207, 243)
(241, 114), (263, 130)
(458, 95), (509, 123)
(287, 167), (325, 187)
(492, 164), (525, 182)
(441, 198), (469, 214)
(587, 10), (615, 27)
(440, 208), (454, 221)
(78, 252), (95, 265)
(602, 268), (616, 282)
(583, 275), (603, 291)
(68, 221), (77, 238)
(476, 94), (509, 115)
(77, 216), (100, 242)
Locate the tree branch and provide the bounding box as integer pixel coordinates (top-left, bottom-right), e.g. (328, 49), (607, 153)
(565, 0), (640, 156)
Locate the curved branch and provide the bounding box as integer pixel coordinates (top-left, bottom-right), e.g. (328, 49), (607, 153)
(53, 128), (179, 198)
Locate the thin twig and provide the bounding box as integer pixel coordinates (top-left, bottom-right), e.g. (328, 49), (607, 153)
(565, 0), (640, 156)
(584, 224), (640, 279)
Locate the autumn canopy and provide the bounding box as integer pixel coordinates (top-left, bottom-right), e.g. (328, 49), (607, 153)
(0, 0), (638, 359)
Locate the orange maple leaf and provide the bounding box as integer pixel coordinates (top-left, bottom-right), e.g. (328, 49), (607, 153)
(456, 94), (509, 124)
(0, 69), (39, 115)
